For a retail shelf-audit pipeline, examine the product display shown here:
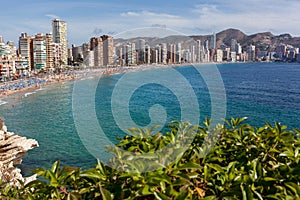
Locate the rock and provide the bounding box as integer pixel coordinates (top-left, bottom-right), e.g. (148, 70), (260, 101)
(2, 125), (7, 133)
(0, 120), (39, 188)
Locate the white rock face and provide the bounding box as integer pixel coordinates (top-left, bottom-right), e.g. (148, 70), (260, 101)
(0, 119), (39, 187)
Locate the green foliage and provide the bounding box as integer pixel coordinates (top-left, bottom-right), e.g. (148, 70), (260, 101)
(1, 118), (300, 199)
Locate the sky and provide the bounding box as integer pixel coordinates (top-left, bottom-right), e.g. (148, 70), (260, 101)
(1, 0), (300, 46)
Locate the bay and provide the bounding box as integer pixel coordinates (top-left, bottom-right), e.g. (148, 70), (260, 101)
(0, 62), (299, 175)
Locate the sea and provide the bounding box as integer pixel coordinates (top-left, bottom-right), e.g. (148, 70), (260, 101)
(0, 62), (299, 175)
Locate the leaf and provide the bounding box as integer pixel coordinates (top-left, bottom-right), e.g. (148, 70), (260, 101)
(178, 162), (202, 170)
(263, 177), (277, 182)
(154, 191), (169, 200)
(207, 163), (224, 174)
(67, 192), (82, 200)
(100, 185), (112, 200)
(253, 190), (263, 200)
(174, 191), (188, 200)
(240, 183), (247, 200)
(51, 160), (60, 175)
(201, 196), (217, 200)
(285, 182), (300, 196)
(47, 171), (59, 187)
(141, 185), (152, 195)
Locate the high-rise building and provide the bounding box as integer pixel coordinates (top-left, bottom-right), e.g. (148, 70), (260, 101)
(151, 48), (158, 64)
(33, 34), (47, 70)
(137, 39), (146, 64)
(167, 44), (176, 64)
(19, 32), (33, 70)
(204, 40), (210, 62)
(125, 42), (136, 65)
(236, 43), (242, 54)
(196, 40), (203, 63)
(177, 43), (182, 64)
(72, 44), (83, 60)
(275, 44), (287, 60)
(161, 43), (167, 64)
(101, 35), (114, 66)
(156, 45), (162, 64)
(247, 45), (256, 61)
(90, 35), (114, 67)
(145, 44), (151, 64)
(90, 37), (103, 67)
(230, 39), (237, 53)
(190, 45), (196, 63)
(52, 19), (68, 65)
(210, 32), (216, 50)
(45, 33), (54, 70)
(216, 49), (223, 62)
(52, 43), (62, 69)
(231, 52), (237, 62)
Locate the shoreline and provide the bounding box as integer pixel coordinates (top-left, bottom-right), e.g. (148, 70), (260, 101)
(0, 61), (261, 99)
(0, 69), (105, 99)
(0, 65), (175, 99)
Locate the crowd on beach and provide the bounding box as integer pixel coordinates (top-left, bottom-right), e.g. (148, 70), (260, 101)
(0, 64), (177, 98)
(0, 66), (135, 97)
(0, 70), (92, 97)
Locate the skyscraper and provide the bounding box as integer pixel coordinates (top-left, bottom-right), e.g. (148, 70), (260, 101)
(177, 43), (182, 64)
(45, 33), (54, 70)
(137, 39), (146, 64)
(90, 37), (103, 67)
(52, 19), (68, 65)
(125, 42), (136, 65)
(210, 32), (216, 50)
(90, 35), (114, 67)
(101, 35), (114, 66)
(230, 39), (237, 53)
(19, 32), (33, 70)
(196, 40), (202, 63)
(33, 34), (47, 70)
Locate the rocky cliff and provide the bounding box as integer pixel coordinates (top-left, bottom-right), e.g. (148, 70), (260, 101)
(0, 119), (38, 187)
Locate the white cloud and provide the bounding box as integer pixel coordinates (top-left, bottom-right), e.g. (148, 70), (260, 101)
(120, 12), (140, 17)
(45, 14), (60, 20)
(2, 0), (300, 46)
(191, 0), (300, 35)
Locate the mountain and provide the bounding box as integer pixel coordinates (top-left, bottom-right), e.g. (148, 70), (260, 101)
(216, 28), (247, 47)
(114, 28), (300, 51)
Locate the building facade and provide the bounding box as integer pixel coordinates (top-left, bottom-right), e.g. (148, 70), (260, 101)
(52, 19), (68, 65)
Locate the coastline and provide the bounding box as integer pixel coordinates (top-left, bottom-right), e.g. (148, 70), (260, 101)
(0, 68), (105, 99)
(0, 64), (175, 99)
(0, 61), (255, 99)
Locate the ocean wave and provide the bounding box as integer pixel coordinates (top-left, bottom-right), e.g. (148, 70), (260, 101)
(0, 99), (7, 106)
(24, 92), (36, 97)
(35, 87), (45, 91)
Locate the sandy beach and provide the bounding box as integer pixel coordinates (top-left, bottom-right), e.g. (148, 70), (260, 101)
(0, 68), (105, 98)
(0, 63), (221, 99)
(0, 64), (175, 99)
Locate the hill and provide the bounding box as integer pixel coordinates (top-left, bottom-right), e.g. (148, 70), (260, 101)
(114, 28), (300, 51)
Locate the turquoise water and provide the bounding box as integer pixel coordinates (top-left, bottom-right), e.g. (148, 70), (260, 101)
(0, 62), (299, 174)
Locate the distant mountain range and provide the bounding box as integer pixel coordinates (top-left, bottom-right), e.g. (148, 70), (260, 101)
(115, 28), (300, 51)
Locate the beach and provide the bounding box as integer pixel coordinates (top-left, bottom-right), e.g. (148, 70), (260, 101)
(0, 64), (183, 99)
(0, 68), (108, 98)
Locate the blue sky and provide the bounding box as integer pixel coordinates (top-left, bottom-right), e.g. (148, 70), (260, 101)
(1, 0), (300, 46)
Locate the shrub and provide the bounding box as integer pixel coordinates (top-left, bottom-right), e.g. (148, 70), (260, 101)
(1, 117), (300, 199)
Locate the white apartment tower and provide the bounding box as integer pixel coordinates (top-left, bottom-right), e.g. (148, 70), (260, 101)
(52, 19), (68, 65)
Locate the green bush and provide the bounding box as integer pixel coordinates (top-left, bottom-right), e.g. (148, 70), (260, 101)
(1, 118), (300, 199)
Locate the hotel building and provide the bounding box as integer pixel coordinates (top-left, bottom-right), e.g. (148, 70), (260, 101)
(52, 19), (68, 65)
